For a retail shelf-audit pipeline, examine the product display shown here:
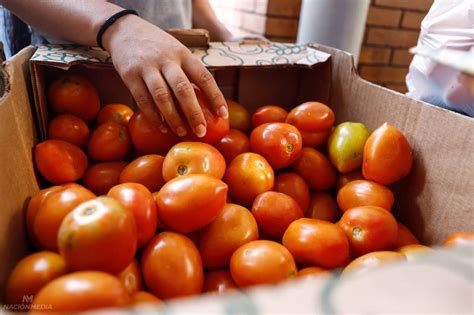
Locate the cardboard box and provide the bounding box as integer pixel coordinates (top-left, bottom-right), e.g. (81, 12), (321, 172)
(0, 36), (473, 313)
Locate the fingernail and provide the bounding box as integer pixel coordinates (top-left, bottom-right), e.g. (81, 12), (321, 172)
(218, 105), (229, 119)
(195, 124), (207, 138)
(176, 126), (187, 137)
(159, 124), (168, 134)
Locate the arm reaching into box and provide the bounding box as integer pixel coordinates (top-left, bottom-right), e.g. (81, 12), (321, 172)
(1, 0), (229, 138)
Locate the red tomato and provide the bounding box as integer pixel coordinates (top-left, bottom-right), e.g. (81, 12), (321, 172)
(162, 142), (226, 182)
(343, 251), (405, 276)
(230, 240), (297, 287)
(82, 161), (128, 195)
(88, 122), (131, 161)
(297, 267), (328, 279)
(444, 233), (474, 247)
(293, 147), (336, 191)
(274, 172), (310, 212)
(300, 129), (331, 148)
(33, 184), (95, 251)
(252, 191), (304, 239)
(142, 232), (204, 299)
(203, 270), (237, 293)
(214, 129), (251, 163)
(155, 174), (227, 233)
(128, 111), (180, 155)
(199, 203), (259, 270)
(250, 122), (302, 169)
(97, 103), (134, 126)
(338, 206), (398, 257)
(398, 244), (433, 261)
(225, 153), (274, 207)
(48, 114), (90, 148)
(394, 222), (419, 248)
(306, 192), (339, 223)
(336, 170), (364, 190)
(227, 99), (251, 132)
(32, 271), (129, 312)
(108, 183), (158, 248)
(117, 259), (143, 295)
(5, 251), (67, 306)
(336, 180), (394, 212)
(35, 139), (88, 184)
(119, 154), (165, 192)
(283, 218), (350, 268)
(251, 105), (288, 128)
(57, 197), (137, 273)
(363, 123), (413, 185)
(286, 102), (334, 133)
(131, 291), (163, 305)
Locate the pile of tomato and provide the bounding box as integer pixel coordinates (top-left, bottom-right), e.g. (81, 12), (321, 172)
(5, 74), (473, 313)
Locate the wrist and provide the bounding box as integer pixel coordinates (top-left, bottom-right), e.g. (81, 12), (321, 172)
(101, 13), (141, 53)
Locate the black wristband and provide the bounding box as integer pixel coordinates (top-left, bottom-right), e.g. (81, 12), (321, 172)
(96, 9), (139, 50)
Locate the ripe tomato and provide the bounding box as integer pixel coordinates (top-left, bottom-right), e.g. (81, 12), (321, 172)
(336, 180), (394, 212)
(199, 203), (259, 270)
(250, 122), (302, 169)
(394, 222), (419, 248)
(283, 218), (349, 268)
(342, 251), (405, 276)
(82, 161), (128, 195)
(88, 122), (131, 161)
(203, 270), (237, 293)
(444, 233), (474, 247)
(224, 153), (274, 207)
(131, 291), (163, 305)
(142, 232), (204, 299)
(108, 183), (158, 248)
(251, 105), (288, 128)
(286, 102), (334, 133)
(33, 184), (95, 251)
(274, 172), (310, 212)
(47, 74), (100, 122)
(297, 266), (328, 279)
(48, 114), (90, 148)
(162, 142), (226, 182)
(230, 240), (296, 287)
(32, 271), (129, 312)
(338, 206), (398, 257)
(398, 244), (433, 261)
(34, 139), (88, 184)
(214, 129), (251, 163)
(155, 174), (227, 233)
(119, 154), (165, 192)
(363, 123), (413, 185)
(129, 111), (180, 155)
(306, 192), (339, 223)
(5, 251), (67, 306)
(300, 129), (331, 148)
(117, 259), (143, 295)
(57, 197), (137, 273)
(227, 99), (251, 132)
(293, 147), (336, 191)
(252, 191), (304, 239)
(97, 103), (134, 126)
(336, 170), (364, 190)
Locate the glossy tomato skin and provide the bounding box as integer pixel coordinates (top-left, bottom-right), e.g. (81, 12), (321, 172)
(230, 240), (297, 287)
(394, 222), (419, 248)
(300, 129), (331, 148)
(225, 153), (274, 207)
(338, 206), (398, 257)
(35, 139), (88, 184)
(88, 122), (131, 161)
(306, 192), (339, 223)
(119, 154), (165, 192)
(337, 180), (394, 212)
(199, 203), (259, 270)
(117, 259), (143, 295)
(142, 232), (204, 299)
(128, 111), (181, 155)
(162, 142), (226, 182)
(227, 99), (251, 132)
(131, 291), (163, 305)
(32, 271), (130, 313)
(108, 183), (158, 248)
(97, 103), (134, 126)
(5, 251), (67, 306)
(155, 174), (227, 233)
(283, 218), (350, 268)
(342, 251), (405, 276)
(398, 244), (433, 261)
(48, 114), (90, 148)
(444, 233), (474, 247)
(250, 122), (302, 169)
(293, 147), (336, 191)
(82, 161), (128, 195)
(251, 105), (288, 128)
(251, 191), (304, 239)
(363, 123), (413, 185)
(203, 270), (237, 293)
(274, 172), (310, 212)
(297, 267), (328, 279)
(214, 129), (251, 164)
(336, 170), (364, 190)
(57, 197), (137, 273)
(286, 102), (334, 133)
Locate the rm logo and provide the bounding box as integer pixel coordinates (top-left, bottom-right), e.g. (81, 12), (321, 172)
(22, 295), (33, 304)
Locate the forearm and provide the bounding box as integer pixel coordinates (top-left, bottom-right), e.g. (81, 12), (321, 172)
(192, 0), (233, 41)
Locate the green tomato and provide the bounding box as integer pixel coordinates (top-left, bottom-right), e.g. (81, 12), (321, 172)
(328, 122), (370, 173)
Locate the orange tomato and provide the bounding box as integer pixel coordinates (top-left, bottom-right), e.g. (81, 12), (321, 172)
(444, 233), (474, 247)
(336, 170), (364, 190)
(306, 192), (339, 223)
(119, 154), (165, 192)
(274, 172), (310, 212)
(394, 222), (419, 248)
(47, 74), (100, 122)
(82, 161), (128, 195)
(203, 270), (237, 293)
(88, 122), (131, 161)
(199, 204), (258, 270)
(283, 218), (349, 268)
(286, 102), (334, 133)
(336, 180), (394, 212)
(293, 147), (336, 191)
(32, 271), (129, 313)
(48, 114), (90, 148)
(230, 240), (297, 287)
(57, 197), (137, 273)
(251, 105), (288, 128)
(34, 139), (88, 184)
(398, 244), (433, 261)
(338, 206), (398, 257)
(213, 129), (251, 164)
(142, 232), (204, 299)
(131, 291), (163, 305)
(299, 129), (331, 148)
(97, 103), (134, 126)
(343, 251), (405, 276)
(227, 99), (251, 132)
(363, 123), (413, 185)
(117, 259), (143, 295)
(297, 267), (328, 279)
